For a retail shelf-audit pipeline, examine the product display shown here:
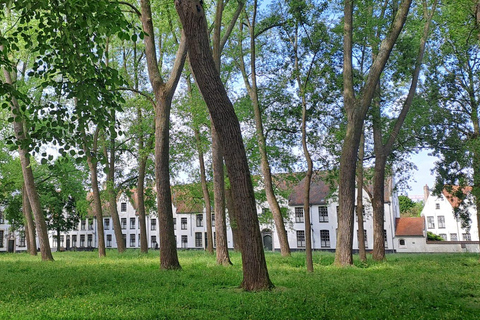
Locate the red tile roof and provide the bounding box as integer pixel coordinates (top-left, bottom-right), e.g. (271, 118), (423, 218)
(395, 217), (425, 237)
(442, 186), (472, 208)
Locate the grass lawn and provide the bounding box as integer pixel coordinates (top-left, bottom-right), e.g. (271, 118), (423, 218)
(0, 250), (479, 319)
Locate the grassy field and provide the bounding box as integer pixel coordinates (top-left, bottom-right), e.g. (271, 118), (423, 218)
(0, 250), (479, 319)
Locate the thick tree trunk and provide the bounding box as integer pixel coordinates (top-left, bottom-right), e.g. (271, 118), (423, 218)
(22, 183), (37, 255)
(176, 0), (273, 290)
(356, 132), (367, 263)
(195, 128), (214, 254)
(371, 153), (386, 261)
(238, 12), (291, 257)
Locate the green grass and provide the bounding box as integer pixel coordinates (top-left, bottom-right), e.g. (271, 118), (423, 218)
(0, 250), (479, 319)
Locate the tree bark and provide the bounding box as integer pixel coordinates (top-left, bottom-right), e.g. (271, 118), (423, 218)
(238, 6), (291, 256)
(335, 0), (412, 266)
(195, 128), (214, 254)
(356, 132), (367, 263)
(140, 0), (188, 270)
(22, 182), (37, 256)
(176, 0), (273, 290)
(83, 129), (107, 258)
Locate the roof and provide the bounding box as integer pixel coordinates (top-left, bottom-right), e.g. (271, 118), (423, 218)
(442, 186), (472, 209)
(288, 174), (332, 206)
(395, 217), (425, 237)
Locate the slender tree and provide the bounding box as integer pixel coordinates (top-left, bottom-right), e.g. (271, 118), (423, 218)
(176, 0), (273, 290)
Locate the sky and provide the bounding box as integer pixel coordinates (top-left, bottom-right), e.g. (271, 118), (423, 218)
(404, 149), (438, 199)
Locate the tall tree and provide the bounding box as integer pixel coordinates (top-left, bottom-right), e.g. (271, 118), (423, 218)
(176, 0), (273, 290)
(237, 0), (291, 257)
(140, 0), (187, 270)
(335, 0), (412, 266)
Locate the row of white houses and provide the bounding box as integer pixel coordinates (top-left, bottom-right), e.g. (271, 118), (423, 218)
(0, 177), (479, 253)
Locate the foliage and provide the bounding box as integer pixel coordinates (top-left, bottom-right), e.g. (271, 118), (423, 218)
(398, 195), (423, 217)
(427, 231), (444, 241)
(0, 251), (479, 319)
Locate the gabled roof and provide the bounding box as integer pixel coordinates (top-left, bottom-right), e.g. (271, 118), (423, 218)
(395, 217), (425, 237)
(442, 186), (472, 209)
(288, 174), (332, 206)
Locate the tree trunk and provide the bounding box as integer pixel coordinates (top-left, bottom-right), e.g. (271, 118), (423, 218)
(371, 153), (386, 261)
(140, 0), (187, 270)
(195, 128), (214, 254)
(175, 0), (273, 290)
(85, 151), (107, 258)
(356, 132), (367, 263)
(225, 187), (241, 252)
(103, 131), (126, 254)
(211, 127), (232, 265)
(22, 183), (37, 256)
(137, 148), (149, 254)
(238, 10), (291, 256)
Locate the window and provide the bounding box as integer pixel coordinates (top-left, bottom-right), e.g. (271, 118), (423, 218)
(80, 235), (85, 247)
(19, 232), (26, 247)
(60, 235), (64, 247)
(450, 233), (458, 241)
(87, 234), (92, 247)
(130, 234), (135, 247)
(463, 233), (472, 241)
(121, 218), (127, 230)
(357, 230), (368, 248)
(0, 230), (3, 247)
(88, 219), (93, 231)
(0, 212), (4, 224)
(130, 217), (136, 229)
(181, 218), (187, 230)
(320, 230), (330, 248)
(399, 239), (406, 246)
(151, 236), (157, 248)
(296, 230), (305, 247)
(121, 202), (127, 212)
(173, 218), (176, 230)
(104, 218), (110, 230)
(435, 203), (440, 210)
(81, 219), (86, 230)
(107, 235), (112, 247)
(295, 207), (304, 223)
(438, 216), (445, 229)
(427, 216), (435, 229)
(195, 232), (202, 247)
(212, 214), (215, 222)
(196, 214), (203, 227)
(72, 235), (77, 247)
(439, 234), (447, 241)
(181, 235), (188, 248)
(384, 230), (388, 248)
(319, 206), (328, 222)
(151, 219), (157, 231)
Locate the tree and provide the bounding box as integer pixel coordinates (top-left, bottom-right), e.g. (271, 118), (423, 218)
(140, 0), (187, 270)
(335, 0), (412, 266)
(423, 0), (480, 254)
(175, 0), (273, 290)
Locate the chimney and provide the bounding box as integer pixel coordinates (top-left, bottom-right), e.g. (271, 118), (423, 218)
(423, 184), (430, 203)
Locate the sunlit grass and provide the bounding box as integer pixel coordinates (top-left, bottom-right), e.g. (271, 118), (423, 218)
(0, 250), (479, 319)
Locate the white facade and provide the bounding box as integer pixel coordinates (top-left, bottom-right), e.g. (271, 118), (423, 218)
(421, 189), (479, 242)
